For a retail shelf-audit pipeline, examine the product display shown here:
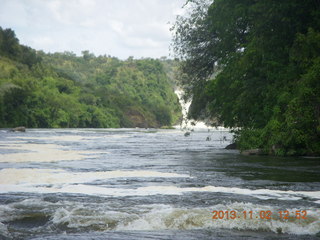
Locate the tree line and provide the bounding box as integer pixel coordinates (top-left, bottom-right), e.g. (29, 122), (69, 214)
(0, 27), (181, 128)
(172, 0), (320, 156)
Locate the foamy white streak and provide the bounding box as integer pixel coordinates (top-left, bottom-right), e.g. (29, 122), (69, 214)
(0, 174), (319, 202)
(0, 168), (189, 185)
(7, 135), (88, 141)
(0, 143), (87, 162)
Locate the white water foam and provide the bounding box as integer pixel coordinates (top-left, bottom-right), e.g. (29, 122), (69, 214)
(119, 203), (320, 235)
(8, 134), (128, 140)
(1, 200), (318, 235)
(0, 168), (319, 203)
(0, 168), (189, 185)
(0, 143), (87, 162)
(7, 135), (88, 141)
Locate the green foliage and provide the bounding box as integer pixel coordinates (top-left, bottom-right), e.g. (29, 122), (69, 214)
(0, 27), (41, 67)
(173, 0), (320, 155)
(234, 128), (264, 151)
(0, 28), (181, 128)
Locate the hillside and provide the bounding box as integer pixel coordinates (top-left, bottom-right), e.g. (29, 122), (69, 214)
(0, 27), (181, 128)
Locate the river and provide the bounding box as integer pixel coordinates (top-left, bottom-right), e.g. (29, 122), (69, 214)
(0, 128), (319, 239)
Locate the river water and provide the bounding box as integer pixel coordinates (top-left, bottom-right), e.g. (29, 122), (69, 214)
(0, 128), (319, 239)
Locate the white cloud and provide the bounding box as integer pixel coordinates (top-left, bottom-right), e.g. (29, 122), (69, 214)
(0, 0), (186, 59)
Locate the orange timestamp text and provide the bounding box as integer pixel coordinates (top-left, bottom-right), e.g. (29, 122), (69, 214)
(211, 210), (308, 220)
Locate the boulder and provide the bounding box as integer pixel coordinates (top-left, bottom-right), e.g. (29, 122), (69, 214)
(184, 131), (191, 137)
(10, 126), (26, 132)
(241, 149), (264, 156)
(225, 142), (237, 149)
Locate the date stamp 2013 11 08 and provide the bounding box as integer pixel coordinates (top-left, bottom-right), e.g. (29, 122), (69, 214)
(211, 210), (308, 220)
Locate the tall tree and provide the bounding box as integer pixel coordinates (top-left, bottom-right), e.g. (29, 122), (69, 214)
(172, 0), (320, 155)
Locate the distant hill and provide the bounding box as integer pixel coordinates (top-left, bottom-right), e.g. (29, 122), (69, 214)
(0, 27), (181, 128)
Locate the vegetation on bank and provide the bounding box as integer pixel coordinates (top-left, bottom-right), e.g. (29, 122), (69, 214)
(172, 0), (320, 156)
(0, 27), (181, 128)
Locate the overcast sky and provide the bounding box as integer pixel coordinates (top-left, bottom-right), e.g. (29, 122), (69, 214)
(0, 0), (186, 59)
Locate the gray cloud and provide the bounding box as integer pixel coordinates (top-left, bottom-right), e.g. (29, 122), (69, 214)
(0, 0), (185, 59)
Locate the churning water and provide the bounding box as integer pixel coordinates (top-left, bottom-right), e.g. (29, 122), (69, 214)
(0, 128), (319, 239)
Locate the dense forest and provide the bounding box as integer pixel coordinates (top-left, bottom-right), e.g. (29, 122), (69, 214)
(0, 27), (181, 128)
(173, 0), (320, 156)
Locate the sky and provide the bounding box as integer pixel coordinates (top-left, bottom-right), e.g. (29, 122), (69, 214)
(0, 0), (186, 59)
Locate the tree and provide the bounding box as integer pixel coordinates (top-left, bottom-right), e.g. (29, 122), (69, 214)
(0, 27), (182, 128)
(172, 0), (320, 155)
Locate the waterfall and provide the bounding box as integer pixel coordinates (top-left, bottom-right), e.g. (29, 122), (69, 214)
(174, 89), (230, 144)
(174, 89), (220, 130)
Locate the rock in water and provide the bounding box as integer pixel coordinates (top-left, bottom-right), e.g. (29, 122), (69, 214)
(241, 149), (264, 156)
(10, 126), (26, 132)
(225, 142), (237, 149)
(184, 132), (191, 137)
